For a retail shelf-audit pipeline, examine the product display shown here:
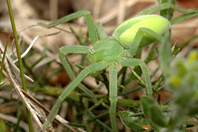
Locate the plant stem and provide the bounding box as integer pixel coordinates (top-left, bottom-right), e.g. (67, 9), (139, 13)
(6, 0), (33, 131)
(0, 34), (10, 82)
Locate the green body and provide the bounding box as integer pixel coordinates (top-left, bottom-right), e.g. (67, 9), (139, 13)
(88, 37), (124, 63)
(37, 4), (197, 132)
(113, 15), (171, 47)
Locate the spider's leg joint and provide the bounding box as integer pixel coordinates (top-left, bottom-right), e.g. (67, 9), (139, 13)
(89, 46), (96, 54)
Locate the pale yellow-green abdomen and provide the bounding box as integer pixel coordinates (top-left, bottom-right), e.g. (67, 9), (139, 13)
(113, 15), (171, 47)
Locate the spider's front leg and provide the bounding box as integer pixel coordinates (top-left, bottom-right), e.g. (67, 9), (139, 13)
(137, 3), (196, 16)
(38, 10), (98, 44)
(42, 52), (109, 130)
(37, 11), (104, 130)
(136, 3), (198, 25)
(59, 46), (98, 103)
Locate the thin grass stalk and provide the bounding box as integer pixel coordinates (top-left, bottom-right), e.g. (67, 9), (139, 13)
(6, 0), (33, 131)
(0, 34), (10, 82)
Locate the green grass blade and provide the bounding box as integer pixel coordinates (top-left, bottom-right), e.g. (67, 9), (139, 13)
(158, 0), (176, 20)
(0, 34), (10, 83)
(6, 0), (33, 131)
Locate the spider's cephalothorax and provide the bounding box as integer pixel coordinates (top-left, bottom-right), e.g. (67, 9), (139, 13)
(88, 37), (124, 63)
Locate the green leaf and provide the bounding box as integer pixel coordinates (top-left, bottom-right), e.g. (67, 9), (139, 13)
(141, 96), (168, 128)
(119, 111), (149, 131)
(141, 95), (159, 130)
(159, 31), (171, 76)
(147, 104), (168, 127)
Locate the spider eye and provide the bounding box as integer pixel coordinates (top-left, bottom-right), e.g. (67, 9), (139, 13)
(89, 47), (96, 54)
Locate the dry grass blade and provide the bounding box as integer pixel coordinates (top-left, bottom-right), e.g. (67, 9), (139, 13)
(13, 31), (61, 63)
(0, 41), (42, 128)
(0, 41), (34, 83)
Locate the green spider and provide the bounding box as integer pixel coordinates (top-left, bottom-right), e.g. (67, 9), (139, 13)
(38, 3), (196, 131)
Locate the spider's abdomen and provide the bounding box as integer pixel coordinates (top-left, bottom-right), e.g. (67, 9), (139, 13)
(113, 15), (171, 47)
(88, 37), (124, 63)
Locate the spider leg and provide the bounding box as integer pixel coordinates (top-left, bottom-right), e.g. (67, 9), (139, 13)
(109, 62), (118, 132)
(119, 58), (152, 96)
(38, 10), (98, 44)
(42, 58), (109, 130)
(137, 3), (198, 25)
(59, 45), (98, 103)
(137, 3), (196, 16)
(95, 22), (107, 40)
(129, 27), (163, 56)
